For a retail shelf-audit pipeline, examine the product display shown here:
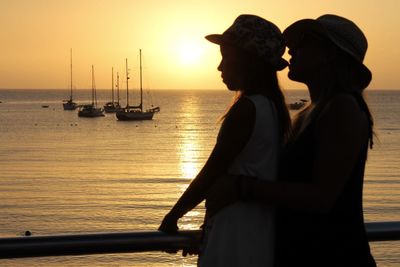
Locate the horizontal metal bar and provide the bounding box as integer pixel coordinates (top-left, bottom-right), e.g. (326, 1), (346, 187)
(0, 230), (202, 259)
(366, 221), (400, 241)
(0, 221), (399, 259)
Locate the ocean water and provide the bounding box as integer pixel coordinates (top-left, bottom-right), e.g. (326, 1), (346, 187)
(0, 89), (398, 266)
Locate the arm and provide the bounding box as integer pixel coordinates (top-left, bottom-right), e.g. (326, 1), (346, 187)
(159, 97), (256, 232)
(208, 94), (369, 214)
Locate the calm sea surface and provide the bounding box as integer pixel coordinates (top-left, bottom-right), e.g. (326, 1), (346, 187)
(0, 89), (399, 266)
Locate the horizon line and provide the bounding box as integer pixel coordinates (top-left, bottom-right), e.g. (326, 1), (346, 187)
(0, 88), (397, 91)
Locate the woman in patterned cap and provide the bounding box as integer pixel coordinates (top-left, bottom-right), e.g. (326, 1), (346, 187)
(159, 14), (291, 266)
(207, 14), (377, 267)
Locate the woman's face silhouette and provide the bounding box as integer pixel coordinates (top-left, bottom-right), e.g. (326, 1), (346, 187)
(218, 44), (247, 91)
(287, 32), (332, 84)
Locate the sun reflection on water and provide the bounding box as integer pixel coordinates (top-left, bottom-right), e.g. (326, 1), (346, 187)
(180, 142), (200, 179)
(177, 96), (204, 180)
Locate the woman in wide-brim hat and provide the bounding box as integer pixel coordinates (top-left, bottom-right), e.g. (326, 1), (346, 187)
(274, 14), (376, 267)
(159, 14), (291, 266)
(206, 14), (377, 267)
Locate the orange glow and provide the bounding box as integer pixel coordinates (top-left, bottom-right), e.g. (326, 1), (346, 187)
(0, 0), (398, 90)
(178, 40), (204, 66)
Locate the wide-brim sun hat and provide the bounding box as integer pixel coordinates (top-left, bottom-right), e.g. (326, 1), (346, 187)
(205, 14), (288, 71)
(283, 14), (372, 88)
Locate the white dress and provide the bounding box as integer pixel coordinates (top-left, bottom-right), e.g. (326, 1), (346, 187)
(198, 95), (279, 267)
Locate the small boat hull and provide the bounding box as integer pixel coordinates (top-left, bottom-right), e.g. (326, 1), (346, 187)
(116, 109), (154, 121)
(104, 102), (121, 113)
(287, 99), (308, 110)
(78, 105), (105, 117)
(63, 101), (77, 110)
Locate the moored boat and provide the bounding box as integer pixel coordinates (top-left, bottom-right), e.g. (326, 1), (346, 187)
(78, 65), (104, 118)
(287, 99), (308, 110)
(116, 50), (159, 121)
(104, 67), (121, 113)
(63, 49), (78, 110)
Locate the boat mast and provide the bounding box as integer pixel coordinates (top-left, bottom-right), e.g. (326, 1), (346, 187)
(126, 58), (129, 108)
(70, 48), (73, 101)
(139, 49), (143, 112)
(116, 72), (120, 104)
(111, 67), (114, 104)
(92, 65), (96, 106)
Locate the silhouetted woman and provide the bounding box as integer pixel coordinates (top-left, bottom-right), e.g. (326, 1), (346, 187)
(207, 14), (377, 267)
(159, 14), (291, 267)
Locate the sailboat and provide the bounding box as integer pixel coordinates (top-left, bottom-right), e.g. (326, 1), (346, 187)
(103, 67), (121, 113)
(116, 49), (160, 121)
(78, 65), (105, 117)
(63, 49), (78, 110)
(287, 99), (308, 110)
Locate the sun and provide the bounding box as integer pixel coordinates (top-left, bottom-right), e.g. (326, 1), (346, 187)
(178, 41), (203, 66)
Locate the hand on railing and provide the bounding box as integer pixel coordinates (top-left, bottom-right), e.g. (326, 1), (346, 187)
(159, 214), (201, 256)
(159, 213), (179, 254)
(158, 213), (179, 234)
(182, 243), (200, 257)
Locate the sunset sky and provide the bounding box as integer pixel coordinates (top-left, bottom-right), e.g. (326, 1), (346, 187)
(0, 0), (399, 90)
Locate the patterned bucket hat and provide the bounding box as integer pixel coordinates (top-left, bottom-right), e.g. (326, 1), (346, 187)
(206, 14), (288, 71)
(283, 14), (372, 88)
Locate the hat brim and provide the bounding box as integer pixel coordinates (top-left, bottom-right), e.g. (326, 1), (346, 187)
(283, 19), (372, 88)
(205, 34), (224, 45)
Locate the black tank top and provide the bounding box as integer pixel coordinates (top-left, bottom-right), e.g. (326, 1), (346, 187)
(275, 97), (376, 267)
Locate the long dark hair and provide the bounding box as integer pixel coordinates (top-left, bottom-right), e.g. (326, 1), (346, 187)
(222, 54), (292, 145)
(293, 47), (374, 148)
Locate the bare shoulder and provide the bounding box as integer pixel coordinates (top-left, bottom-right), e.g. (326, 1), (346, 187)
(225, 96), (256, 122)
(230, 96), (255, 112)
(216, 96), (256, 154)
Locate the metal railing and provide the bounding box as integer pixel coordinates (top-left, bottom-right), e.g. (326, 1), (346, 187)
(0, 221), (399, 259)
